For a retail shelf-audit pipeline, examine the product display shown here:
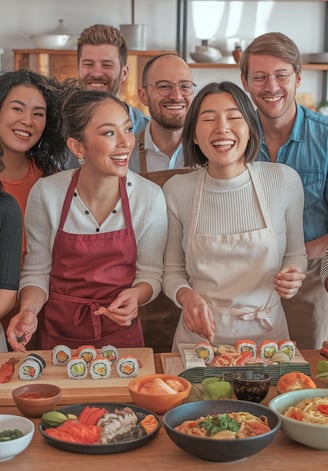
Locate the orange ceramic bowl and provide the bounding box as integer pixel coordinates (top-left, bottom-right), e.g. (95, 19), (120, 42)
(12, 383), (61, 418)
(128, 373), (192, 414)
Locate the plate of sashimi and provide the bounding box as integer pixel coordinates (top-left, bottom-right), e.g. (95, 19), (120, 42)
(39, 402), (161, 454)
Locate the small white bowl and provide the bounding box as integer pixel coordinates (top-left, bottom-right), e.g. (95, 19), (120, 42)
(269, 388), (328, 450)
(0, 415), (34, 461)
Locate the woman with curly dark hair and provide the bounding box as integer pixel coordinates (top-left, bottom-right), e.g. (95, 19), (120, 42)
(0, 69), (67, 259)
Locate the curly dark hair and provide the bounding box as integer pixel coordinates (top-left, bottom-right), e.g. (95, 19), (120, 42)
(183, 81), (261, 167)
(0, 69), (68, 175)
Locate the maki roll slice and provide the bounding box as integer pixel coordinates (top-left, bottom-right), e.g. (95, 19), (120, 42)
(116, 356), (139, 378)
(76, 345), (98, 364)
(89, 356), (111, 380)
(193, 342), (214, 365)
(18, 353), (46, 380)
(52, 345), (72, 365)
(67, 357), (88, 379)
(100, 345), (119, 364)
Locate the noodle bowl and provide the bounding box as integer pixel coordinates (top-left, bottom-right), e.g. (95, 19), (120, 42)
(269, 388), (328, 450)
(175, 411), (271, 439)
(284, 396), (328, 425)
(164, 400), (281, 462)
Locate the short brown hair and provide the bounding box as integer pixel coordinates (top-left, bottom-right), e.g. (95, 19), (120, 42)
(77, 24), (128, 67)
(183, 82), (260, 167)
(240, 32), (302, 80)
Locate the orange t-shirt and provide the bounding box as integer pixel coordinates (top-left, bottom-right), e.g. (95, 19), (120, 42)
(1, 160), (43, 260)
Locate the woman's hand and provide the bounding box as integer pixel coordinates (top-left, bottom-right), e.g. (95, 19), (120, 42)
(94, 288), (139, 326)
(6, 310), (38, 352)
(177, 288), (215, 342)
(274, 266), (305, 299)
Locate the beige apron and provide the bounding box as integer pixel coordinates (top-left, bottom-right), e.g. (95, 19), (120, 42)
(173, 164), (289, 350)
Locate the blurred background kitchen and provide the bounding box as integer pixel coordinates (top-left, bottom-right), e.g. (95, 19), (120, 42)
(0, 0), (326, 110)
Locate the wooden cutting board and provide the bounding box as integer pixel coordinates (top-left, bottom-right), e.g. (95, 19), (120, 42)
(0, 348), (155, 406)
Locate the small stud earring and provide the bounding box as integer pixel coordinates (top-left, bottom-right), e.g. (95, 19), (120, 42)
(78, 157), (85, 165)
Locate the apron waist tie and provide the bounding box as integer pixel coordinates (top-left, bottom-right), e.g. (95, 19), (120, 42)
(218, 302), (280, 330)
(73, 302), (102, 340)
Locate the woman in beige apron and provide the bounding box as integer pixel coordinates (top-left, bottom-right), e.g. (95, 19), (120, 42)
(163, 82), (307, 351)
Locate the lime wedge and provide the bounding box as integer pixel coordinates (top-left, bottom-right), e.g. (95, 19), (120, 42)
(317, 360), (328, 373)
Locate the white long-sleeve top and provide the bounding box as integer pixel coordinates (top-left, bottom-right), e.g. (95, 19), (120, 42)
(20, 169), (167, 302)
(162, 162), (307, 305)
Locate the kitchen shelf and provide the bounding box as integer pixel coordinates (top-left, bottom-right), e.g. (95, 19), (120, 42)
(13, 48), (175, 114)
(188, 62), (328, 71)
(178, 0), (328, 102)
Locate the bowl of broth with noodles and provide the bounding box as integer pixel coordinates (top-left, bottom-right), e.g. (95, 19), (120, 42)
(269, 388), (328, 450)
(163, 399), (281, 462)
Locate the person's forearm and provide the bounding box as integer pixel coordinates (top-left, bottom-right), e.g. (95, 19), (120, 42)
(306, 234), (328, 260)
(176, 286), (193, 306)
(19, 286), (47, 316)
(133, 282), (153, 305)
(0, 289), (17, 319)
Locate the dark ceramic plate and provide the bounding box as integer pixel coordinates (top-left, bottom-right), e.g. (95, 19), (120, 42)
(39, 402), (161, 454)
(163, 399), (281, 462)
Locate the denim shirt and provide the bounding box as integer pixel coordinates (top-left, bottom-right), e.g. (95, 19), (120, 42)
(257, 104), (328, 242)
(128, 104), (150, 135)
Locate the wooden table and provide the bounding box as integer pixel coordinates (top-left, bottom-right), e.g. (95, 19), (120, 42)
(1, 350), (327, 470)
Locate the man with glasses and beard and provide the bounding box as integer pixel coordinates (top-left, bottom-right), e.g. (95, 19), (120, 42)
(240, 32), (328, 350)
(129, 54), (196, 178)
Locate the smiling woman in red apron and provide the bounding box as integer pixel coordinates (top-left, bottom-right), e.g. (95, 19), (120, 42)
(162, 82), (307, 350)
(6, 90), (167, 352)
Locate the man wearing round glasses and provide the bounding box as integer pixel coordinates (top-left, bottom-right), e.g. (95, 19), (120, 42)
(240, 32), (328, 350)
(128, 54), (196, 177)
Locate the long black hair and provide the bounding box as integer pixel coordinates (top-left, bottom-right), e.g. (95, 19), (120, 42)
(0, 69), (68, 175)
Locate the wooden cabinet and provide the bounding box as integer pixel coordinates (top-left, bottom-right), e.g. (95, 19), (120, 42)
(14, 49), (77, 82)
(14, 49), (175, 114)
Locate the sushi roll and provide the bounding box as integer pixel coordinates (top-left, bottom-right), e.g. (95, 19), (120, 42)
(259, 340), (278, 359)
(89, 356), (111, 379)
(100, 345), (119, 364)
(116, 356), (139, 378)
(67, 357), (88, 379)
(193, 342), (214, 364)
(18, 354), (46, 380)
(76, 345), (98, 364)
(235, 339), (257, 357)
(52, 345), (72, 365)
(278, 339), (296, 360)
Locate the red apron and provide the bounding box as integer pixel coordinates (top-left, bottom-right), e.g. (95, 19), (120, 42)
(36, 169), (144, 349)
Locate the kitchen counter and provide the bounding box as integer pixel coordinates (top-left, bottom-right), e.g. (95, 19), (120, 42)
(0, 350), (326, 471)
